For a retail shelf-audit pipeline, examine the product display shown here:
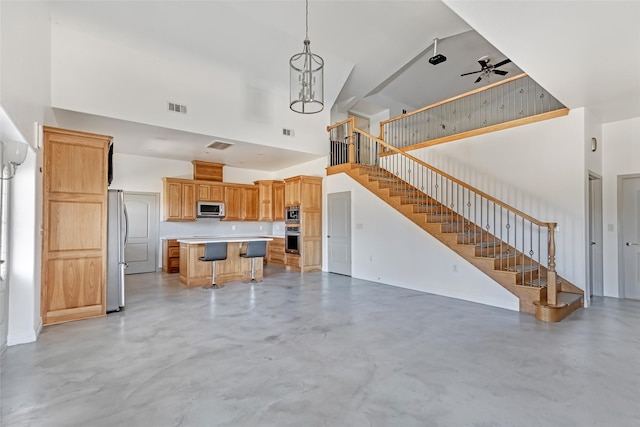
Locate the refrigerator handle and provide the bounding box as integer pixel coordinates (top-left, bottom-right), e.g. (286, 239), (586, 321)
(123, 202), (129, 247)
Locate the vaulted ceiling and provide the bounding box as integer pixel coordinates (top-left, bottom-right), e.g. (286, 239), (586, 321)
(49, 1), (640, 170)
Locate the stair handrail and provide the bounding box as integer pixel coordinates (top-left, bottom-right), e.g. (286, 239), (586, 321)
(345, 126), (560, 304)
(353, 127), (554, 229)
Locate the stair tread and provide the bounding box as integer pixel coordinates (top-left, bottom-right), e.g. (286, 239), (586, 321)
(478, 252), (518, 259)
(524, 276), (561, 287)
(557, 292), (583, 305)
(503, 265), (538, 273)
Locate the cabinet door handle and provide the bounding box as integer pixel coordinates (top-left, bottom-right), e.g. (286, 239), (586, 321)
(627, 242), (639, 246)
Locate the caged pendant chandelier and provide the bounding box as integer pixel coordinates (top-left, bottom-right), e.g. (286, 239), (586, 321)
(289, 0), (324, 114)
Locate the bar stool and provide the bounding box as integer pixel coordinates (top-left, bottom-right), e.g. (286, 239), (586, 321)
(199, 242), (228, 289)
(240, 240), (267, 283)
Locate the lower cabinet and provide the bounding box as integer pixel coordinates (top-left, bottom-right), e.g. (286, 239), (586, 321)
(267, 237), (285, 267)
(162, 239), (180, 273)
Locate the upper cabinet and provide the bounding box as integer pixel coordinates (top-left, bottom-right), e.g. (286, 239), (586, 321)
(255, 180), (285, 221)
(223, 185), (259, 221)
(284, 178), (301, 206)
(192, 160), (224, 182)
(243, 186), (259, 221)
(163, 178), (197, 221)
(197, 183), (224, 202)
(162, 176), (284, 223)
(223, 186), (243, 221)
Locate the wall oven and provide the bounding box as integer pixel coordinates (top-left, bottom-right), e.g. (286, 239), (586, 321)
(285, 226), (301, 254)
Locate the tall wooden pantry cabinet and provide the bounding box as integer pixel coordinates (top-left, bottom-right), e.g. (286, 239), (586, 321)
(41, 127), (112, 325)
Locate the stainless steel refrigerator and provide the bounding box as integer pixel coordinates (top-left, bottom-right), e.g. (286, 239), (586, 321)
(107, 189), (128, 312)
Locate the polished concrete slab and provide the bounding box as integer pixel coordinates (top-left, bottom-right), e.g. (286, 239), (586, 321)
(2, 268), (639, 426)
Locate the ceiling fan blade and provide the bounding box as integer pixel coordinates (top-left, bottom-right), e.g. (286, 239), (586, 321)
(493, 69), (509, 76)
(493, 58), (512, 68)
(461, 70), (482, 76)
(478, 60), (488, 69)
(474, 76), (483, 83)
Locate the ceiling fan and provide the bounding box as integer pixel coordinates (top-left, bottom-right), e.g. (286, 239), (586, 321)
(461, 56), (512, 83)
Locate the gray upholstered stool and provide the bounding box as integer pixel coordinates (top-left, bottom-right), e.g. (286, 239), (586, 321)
(199, 242), (228, 289)
(240, 240), (267, 283)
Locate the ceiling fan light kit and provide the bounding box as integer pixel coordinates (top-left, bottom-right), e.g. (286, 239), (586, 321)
(461, 56), (512, 83)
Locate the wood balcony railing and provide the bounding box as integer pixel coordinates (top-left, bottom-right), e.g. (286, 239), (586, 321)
(327, 117), (562, 306)
(379, 73), (569, 152)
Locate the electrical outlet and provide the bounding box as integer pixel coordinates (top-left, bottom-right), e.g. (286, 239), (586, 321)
(369, 255), (373, 262)
(452, 264), (458, 273)
(259, 225), (263, 230)
(231, 225), (236, 231)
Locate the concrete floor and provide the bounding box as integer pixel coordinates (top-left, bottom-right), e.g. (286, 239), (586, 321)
(2, 268), (639, 427)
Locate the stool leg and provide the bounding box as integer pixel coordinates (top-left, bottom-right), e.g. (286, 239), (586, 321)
(202, 261), (224, 289)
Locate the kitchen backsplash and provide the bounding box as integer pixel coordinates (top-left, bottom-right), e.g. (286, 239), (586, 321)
(159, 218), (285, 238)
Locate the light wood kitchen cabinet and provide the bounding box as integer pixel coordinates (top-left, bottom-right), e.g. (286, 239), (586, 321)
(284, 178), (301, 206)
(243, 186), (259, 221)
(284, 175), (322, 273)
(163, 177), (262, 222)
(162, 178), (196, 221)
(224, 186), (244, 221)
(273, 181), (285, 221)
(223, 185), (259, 221)
(162, 239), (180, 273)
(197, 183), (224, 202)
(192, 160), (224, 182)
(255, 180), (285, 221)
(267, 237), (285, 266)
(41, 126), (111, 326)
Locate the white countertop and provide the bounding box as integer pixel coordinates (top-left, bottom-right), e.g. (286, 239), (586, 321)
(177, 236), (274, 244)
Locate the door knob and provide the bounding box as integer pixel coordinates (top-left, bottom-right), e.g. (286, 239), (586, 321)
(590, 241), (596, 246)
(626, 242), (639, 246)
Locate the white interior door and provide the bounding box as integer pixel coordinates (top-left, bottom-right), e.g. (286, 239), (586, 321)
(621, 176), (640, 299)
(588, 174), (603, 298)
(124, 192), (159, 274)
(328, 192), (351, 276)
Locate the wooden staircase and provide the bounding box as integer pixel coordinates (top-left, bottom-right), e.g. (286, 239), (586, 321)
(329, 163), (584, 321)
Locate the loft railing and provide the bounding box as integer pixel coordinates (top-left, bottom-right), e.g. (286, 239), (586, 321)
(379, 73), (568, 151)
(327, 118), (560, 306)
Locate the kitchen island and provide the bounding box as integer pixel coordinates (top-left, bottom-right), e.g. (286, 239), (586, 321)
(177, 236), (273, 287)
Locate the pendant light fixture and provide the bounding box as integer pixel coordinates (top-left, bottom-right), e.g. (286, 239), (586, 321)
(289, 0), (324, 114)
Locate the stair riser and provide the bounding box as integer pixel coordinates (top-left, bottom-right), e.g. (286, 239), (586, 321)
(425, 214), (461, 223)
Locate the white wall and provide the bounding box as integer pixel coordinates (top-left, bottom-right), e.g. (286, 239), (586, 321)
(7, 149), (41, 345)
(410, 109), (588, 289)
(273, 157), (327, 180)
(324, 173), (519, 311)
(1, 1), (52, 346)
(602, 116), (640, 297)
(51, 24), (328, 158)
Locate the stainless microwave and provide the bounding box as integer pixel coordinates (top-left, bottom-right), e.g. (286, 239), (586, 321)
(197, 201), (225, 218)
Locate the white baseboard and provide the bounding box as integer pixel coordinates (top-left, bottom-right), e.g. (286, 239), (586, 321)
(7, 319), (42, 346)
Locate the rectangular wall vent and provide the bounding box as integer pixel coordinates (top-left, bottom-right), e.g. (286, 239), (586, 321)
(168, 102), (188, 114)
(282, 128), (295, 137)
(205, 141), (234, 150)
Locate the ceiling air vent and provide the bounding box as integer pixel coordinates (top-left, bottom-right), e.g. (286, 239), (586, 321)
(168, 102), (187, 114)
(282, 128), (295, 137)
(205, 141), (234, 150)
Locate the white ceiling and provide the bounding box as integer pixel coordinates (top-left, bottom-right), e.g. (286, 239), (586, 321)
(48, 1), (640, 170)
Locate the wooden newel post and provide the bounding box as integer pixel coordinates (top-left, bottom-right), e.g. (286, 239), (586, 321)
(348, 117), (356, 165)
(547, 223), (558, 306)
